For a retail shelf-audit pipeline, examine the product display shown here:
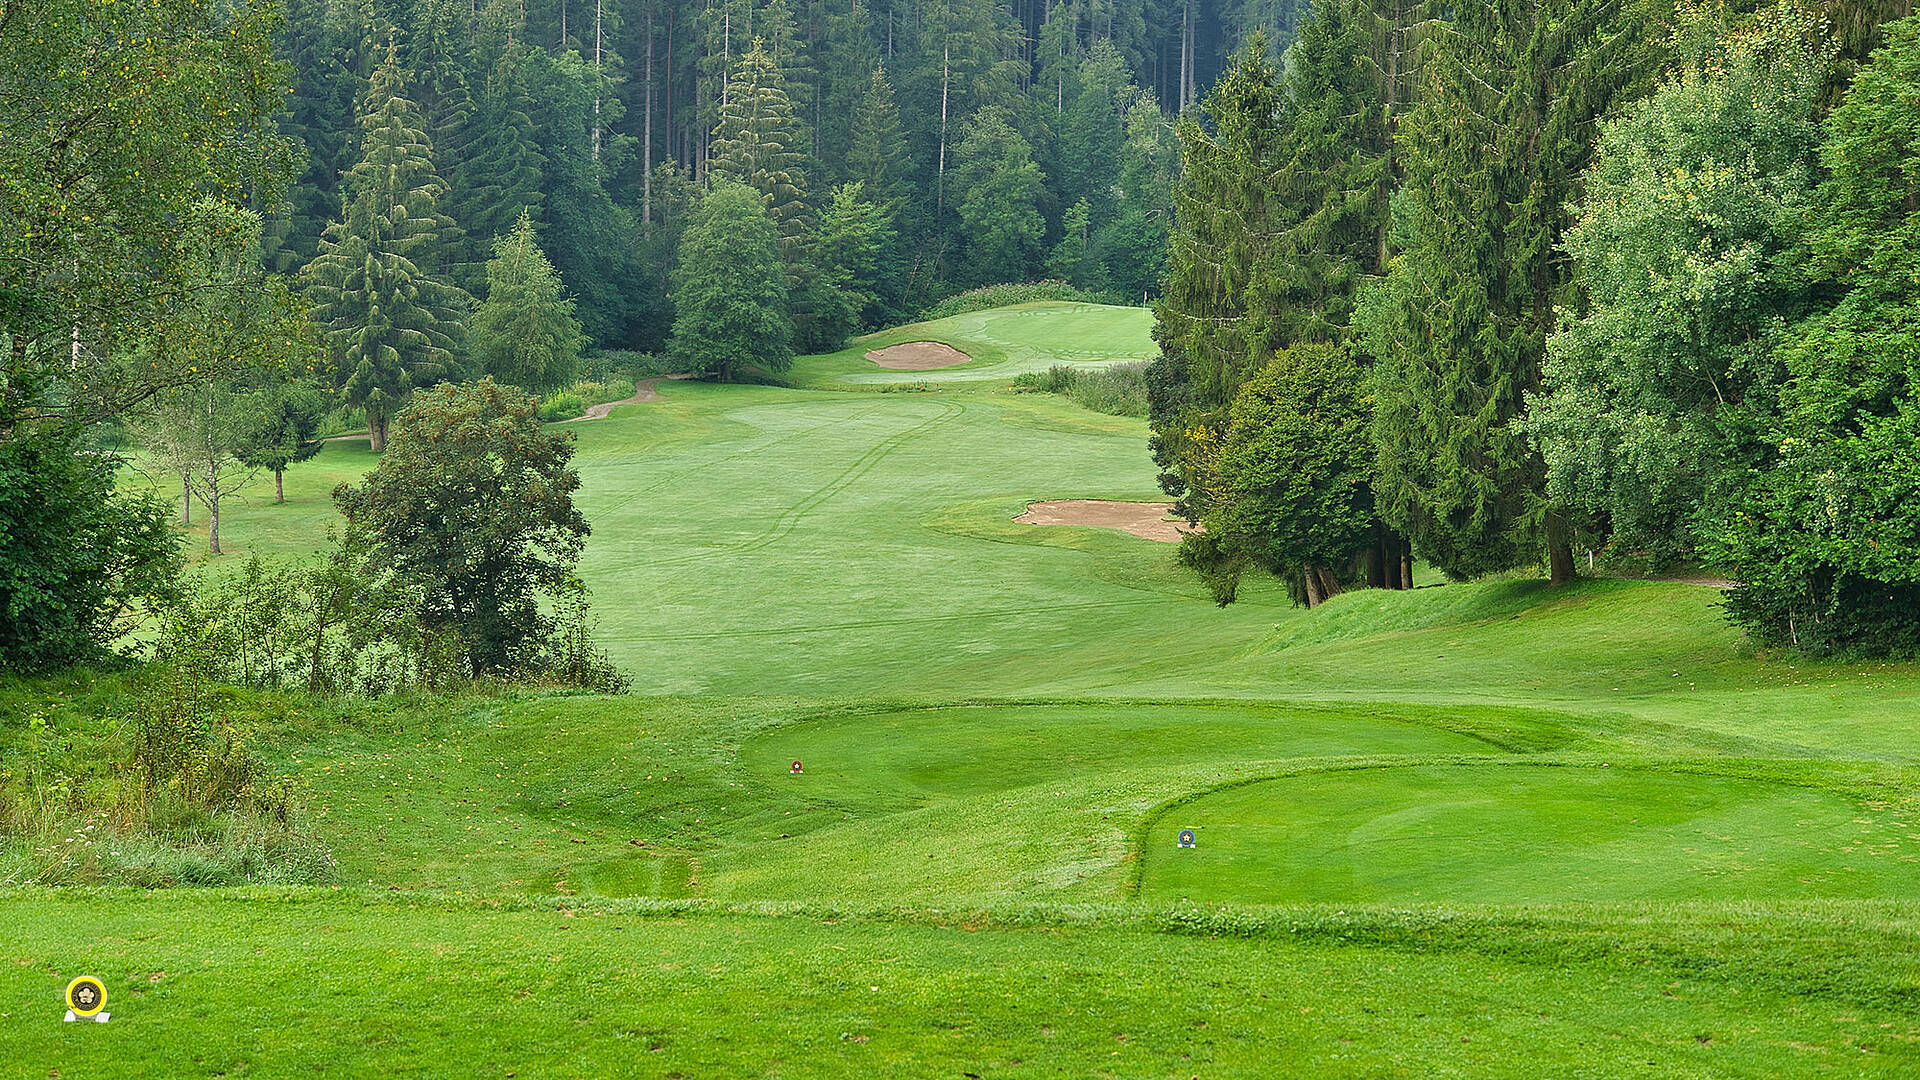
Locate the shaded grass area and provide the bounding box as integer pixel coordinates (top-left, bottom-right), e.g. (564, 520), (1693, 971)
(6, 891), (1918, 1078)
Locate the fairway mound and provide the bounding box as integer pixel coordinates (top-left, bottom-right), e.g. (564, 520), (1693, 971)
(1015, 499), (1195, 543)
(866, 341), (973, 370)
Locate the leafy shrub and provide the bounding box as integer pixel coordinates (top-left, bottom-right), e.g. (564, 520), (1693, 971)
(923, 280), (1128, 320)
(0, 669), (335, 888)
(537, 390), (584, 422)
(1010, 362), (1149, 417)
(587, 349), (678, 379)
(569, 376), (637, 410)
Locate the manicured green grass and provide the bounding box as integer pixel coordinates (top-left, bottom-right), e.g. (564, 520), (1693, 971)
(28, 301), (1920, 1076)
(7, 892), (1919, 1078)
(1142, 762), (1920, 905)
(788, 301), (1157, 386)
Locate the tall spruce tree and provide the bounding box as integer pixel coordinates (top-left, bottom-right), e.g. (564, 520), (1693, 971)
(711, 40), (811, 255)
(1150, 37), (1289, 521)
(1358, 0), (1660, 583)
(450, 35), (550, 292)
(302, 45), (471, 451)
(471, 209), (586, 393)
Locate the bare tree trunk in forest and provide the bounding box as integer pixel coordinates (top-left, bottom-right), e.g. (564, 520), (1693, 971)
(666, 7), (674, 171)
(938, 43), (950, 215)
(592, 0), (603, 160)
(205, 461), (223, 555)
(1179, 0), (1191, 110)
(1400, 540), (1414, 589)
(560, 0), (567, 48)
(274, 468), (285, 503)
(180, 474), (192, 525)
(644, 3), (654, 225)
(1303, 566), (1324, 608)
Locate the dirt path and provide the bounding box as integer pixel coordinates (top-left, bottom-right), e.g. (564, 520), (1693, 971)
(559, 374), (696, 422)
(1014, 499), (1197, 543)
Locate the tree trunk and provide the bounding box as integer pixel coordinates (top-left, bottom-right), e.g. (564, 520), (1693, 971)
(1366, 534), (1386, 588)
(1315, 566), (1344, 603)
(180, 475), (192, 525)
(644, 3), (654, 226)
(206, 477), (222, 555)
(369, 413), (387, 453)
(1400, 540), (1414, 590)
(1303, 565), (1324, 608)
(592, 0), (603, 160)
(1548, 514), (1577, 586)
(274, 467), (286, 503)
(937, 44), (950, 215)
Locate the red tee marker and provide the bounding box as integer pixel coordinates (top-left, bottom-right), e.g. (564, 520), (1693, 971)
(790, 760), (804, 774)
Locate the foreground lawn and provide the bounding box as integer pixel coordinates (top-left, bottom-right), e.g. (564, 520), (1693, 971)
(8, 892), (1918, 1078)
(27, 302), (1920, 1076)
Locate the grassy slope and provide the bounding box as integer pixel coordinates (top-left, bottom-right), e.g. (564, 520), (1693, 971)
(788, 301), (1157, 386)
(15, 301), (1920, 1076)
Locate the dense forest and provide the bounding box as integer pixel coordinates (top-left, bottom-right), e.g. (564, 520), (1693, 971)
(266, 0), (1308, 357)
(1151, 0), (1920, 656)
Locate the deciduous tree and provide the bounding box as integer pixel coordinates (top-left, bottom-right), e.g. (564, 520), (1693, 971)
(334, 379), (590, 676)
(668, 182), (791, 380)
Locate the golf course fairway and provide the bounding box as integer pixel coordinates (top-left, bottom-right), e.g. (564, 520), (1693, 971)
(11, 303), (1920, 1077)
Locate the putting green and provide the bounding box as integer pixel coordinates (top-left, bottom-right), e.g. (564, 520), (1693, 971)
(1140, 763), (1920, 904)
(790, 301), (1157, 385)
(743, 703), (1538, 802)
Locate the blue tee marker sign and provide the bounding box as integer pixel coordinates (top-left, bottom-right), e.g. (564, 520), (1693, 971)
(1177, 829), (1196, 848)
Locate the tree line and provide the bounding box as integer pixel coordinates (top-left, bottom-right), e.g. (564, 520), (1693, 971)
(1153, 0), (1920, 655)
(269, 0), (1237, 362)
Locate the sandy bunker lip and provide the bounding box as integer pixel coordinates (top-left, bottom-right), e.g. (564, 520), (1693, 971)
(865, 341), (974, 370)
(1014, 500), (1197, 543)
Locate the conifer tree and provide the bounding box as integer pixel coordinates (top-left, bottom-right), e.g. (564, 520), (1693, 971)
(1264, 0), (1389, 344)
(1048, 198), (1098, 288)
(471, 210), (587, 393)
(793, 182), (895, 352)
(302, 45), (471, 451)
(1153, 37), (1289, 421)
(845, 65), (913, 320)
(451, 36), (550, 289)
(711, 40), (811, 255)
(819, 4), (881, 176)
(847, 66), (912, 209)
(1358, 0), (1660, 583)
(1060, 40), (1134, 220)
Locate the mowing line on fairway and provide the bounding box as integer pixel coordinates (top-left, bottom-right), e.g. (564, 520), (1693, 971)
(581, 401), (882, 522)
(639, 399), (966, 568)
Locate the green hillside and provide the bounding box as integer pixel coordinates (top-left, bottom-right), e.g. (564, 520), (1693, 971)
(12, 302), (1920, 1077)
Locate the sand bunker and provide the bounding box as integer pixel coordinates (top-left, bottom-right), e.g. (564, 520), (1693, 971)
(1014, 500), (1197, 543)
(865, 341), (973, 370)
